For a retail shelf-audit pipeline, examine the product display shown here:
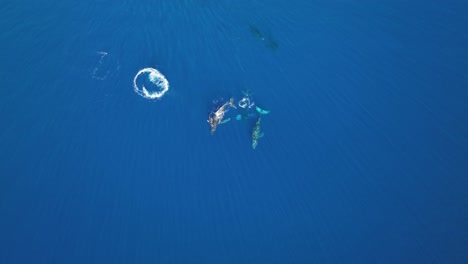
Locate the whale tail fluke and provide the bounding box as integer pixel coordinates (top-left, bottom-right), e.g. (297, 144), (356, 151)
(229, 97), (237, 109)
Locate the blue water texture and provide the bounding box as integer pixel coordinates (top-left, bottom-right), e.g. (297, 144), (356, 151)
(1, 1), (467, 263)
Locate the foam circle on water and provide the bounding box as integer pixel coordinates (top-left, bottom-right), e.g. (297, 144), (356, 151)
(238, 97), (255, 109)
(133, 68), (169, 99)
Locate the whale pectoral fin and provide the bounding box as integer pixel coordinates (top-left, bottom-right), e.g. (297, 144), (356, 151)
(220, 118), (231, 125)
(259, 132), (264, 138)
(256, 106), (270, 115)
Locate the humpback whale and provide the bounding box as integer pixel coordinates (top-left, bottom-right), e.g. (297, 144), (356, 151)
(249, 24), (265, 41)
(208, 97), (236, 135)
(248, 24), (279, 51)
(251, 117), (264, 149)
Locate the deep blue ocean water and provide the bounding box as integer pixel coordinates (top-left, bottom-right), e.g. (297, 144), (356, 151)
(1, 1), (467, 263)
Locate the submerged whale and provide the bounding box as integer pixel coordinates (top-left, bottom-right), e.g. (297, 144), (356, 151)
(248, 24), (279, 51)
(251, 117), (264, 149)
(208, 97), (236, 135)
(249, 24), (265, 41)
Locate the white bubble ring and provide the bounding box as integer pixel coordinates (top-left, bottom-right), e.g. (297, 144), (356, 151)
(133, 68), (169, 99)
